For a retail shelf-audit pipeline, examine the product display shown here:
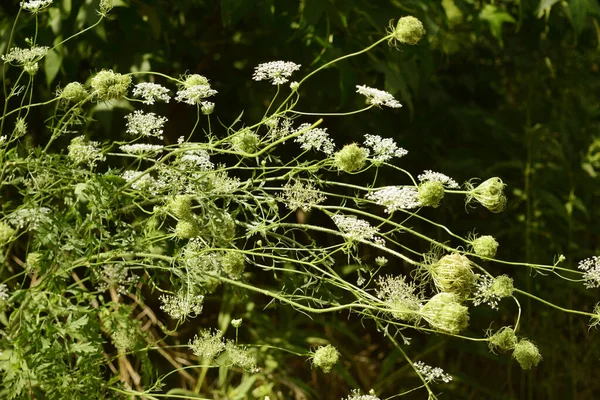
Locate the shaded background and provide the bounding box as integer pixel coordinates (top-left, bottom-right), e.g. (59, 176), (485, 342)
(1, 0), (600, 398)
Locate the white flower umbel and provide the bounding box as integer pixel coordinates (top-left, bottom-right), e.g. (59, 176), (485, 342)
(175, 76), (217, 105)
(343, 389), (380, 400)
(417, 170), (460, 188)
(413, 361), (453, 384)
(1, 46), (49, 66)
(7, 207), (51, 231)
(279, 180), (326, 212)
(376, 275), (422, 321)
(578, 256), (600, 289)
(331, 214), (384, 245)
(189, 329), (225, 360)
(68, 136), (106, 168)
(125, 110), (168, 139)
(253, 61), (301, 85)
(20, 0), (53, 13)
(225, 341), (259, 372)
(132, 82), (171, 105)
(179, 147), (214, 170)
(120, 144), (164, 155)
(366, 186), (421, 213)
(160, 292), (205, 320)
(473, 275), (500, 310)
(294, 123), (335, 155)
(121, 170), (162, 192)
(356, 85), (402, 108)
(363, 134), (407, 164)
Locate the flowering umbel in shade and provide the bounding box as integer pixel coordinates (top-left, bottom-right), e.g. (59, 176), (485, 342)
(311, 344), (340, 373)
(253, 61), (301, 85)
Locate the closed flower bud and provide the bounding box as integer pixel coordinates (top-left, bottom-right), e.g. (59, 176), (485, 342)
(231, 130), (260, 154)
(175, 219), (199, 239)
(471, 235), (499, 258)
(201, 101), (215, 115)
(91, 69), (132, 101)
(388, 16), (426, 46)
(183, 74), (210, 88)
(466, 177), (507, 213)
(334, 143), (369, 173)
(488, 326), (517, 353)
(417, 180), (445, 208)
(312, 344), (340, 373)
(59, 82), (89, 104)
(231, 318), (243, 328)
(491, 275), (513, 298)
(422, 292), (470, 334)
(512, 339), (542, 370)
(168, 195), (193, 220)
(428, 254), (476, 300)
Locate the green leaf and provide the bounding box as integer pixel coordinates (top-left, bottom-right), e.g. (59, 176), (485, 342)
(44, 48), (62, 87)
(479, 5), (516, 46)
(71, 342), (97, 354)
(535, 0), (562, 18)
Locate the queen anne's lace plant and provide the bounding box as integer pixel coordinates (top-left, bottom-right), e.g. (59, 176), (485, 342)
(280, 180), (326, 212)
(225, 341), (258, 372)
(160, 292), (205, 320)
(95, 264), (139, 295)
(1, 46), (49, 65)
(7, 207), (51, 231)
(376, 275), (422, 321)
(253, 61), (301, 85)
(132, 82), (171, 104)
(120, 144), (164, 155)
(121, 170), (161, 193)
(578, 256), (600, 289)
(178, 148), (214, 170)
(363, 134), (408, 164)
(294, 123), (335, 155)
(68, 136), (105, 168)
(343, 389), (380, 400)
(175, 75), (217, 105)
(413, 361), (453, 383)
(417, 170), (460, 188)
(125, 110), (168, 139)
(366, 186), (421, 213)
(356, 85), (402, 108)
(189, 329), (225, 360)
(331, 214), (384, 245)
(20, 0), (53, 12)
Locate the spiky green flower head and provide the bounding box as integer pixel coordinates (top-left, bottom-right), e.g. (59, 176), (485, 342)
(488, 326), (517, 353)
(91, 69), (131, 101)
(175, 219), (199, 239)
(465, 177), (507, 213)
(334, 143), (369, 173)
(0, 222), (16, 245)
(231, 129), (260, 154)
(387, 16), (426, 46)
(221, 251), (245, 279)
(417, 180), (445, 207)
(471, 235), (499, 258)
(168, 195), (193, 220)
(421, 292), (470, 334)
(491, 275), (514, 298)
(312, 344), (340, 373)
(59, 82), (89, 104)
(428, 253), (476, 300)
(512, 339), (542, 370)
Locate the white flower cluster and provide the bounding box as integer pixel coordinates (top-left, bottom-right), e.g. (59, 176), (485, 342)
(179, 148), (214, 170)
(366, 186), (421, 213)
(120, 143), (164, 155)
(417, 170), (460, 188)
(20, 0), (53, 12)
(280, 180), (326, 212)
(225, 341), (259, 372)
(68, 136), (105, 168)
(1, 46), (49, 65)
(95, 264), (139, 295)
(473, 275), (500, 309)
(356, 85), (402, 108)
(363, 134), (407, 164)
(376, 275), (422, 321)
(7, 207), (51, 231)
(294, 123), (335, 155)
(266, 116), (294, 139)
(175, 85), (217, 105)
(132, 82), (171, 105)
(125, 110), (167, 139)
(413, 361), (453, 383)
(331, 214), (384, 246)
(160, 292), (205, 320)
(0, 284), (8, 301)
(253, 61), (301, 85)
(578, 256), (600, 289)
(189, 329), (225, 360)
(343, 389), (380, 400)
(121, 170), (163, 193)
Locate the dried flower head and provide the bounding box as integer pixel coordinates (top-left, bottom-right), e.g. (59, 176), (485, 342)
(311, 344), (340, 373)
(132, 82), (170, 105)
(366, 186), (421, 213)
(91, 69), (131, 101)
(421, 292), (470, 334)
(387, 16), (426, 46)
(356, 85), (402, 108)
(465, 177), (507, 213)
(512, 339), (542, 370)
(253, 61), (301, 85)
(334, 143), (369, 173)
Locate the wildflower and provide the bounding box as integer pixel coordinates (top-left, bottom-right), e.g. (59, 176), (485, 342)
(14, 118), (27, 137)
(363, 134), (407, 164)
(413, 361), (452, 383)
(343, 389), (380, 400)
(465, 177), (507, 213)
(111, 328), (137, 352)
(253, 61), (301, 85)
(7, 207), (51, 231)
(387, 16), (426, 46)
(201, 101), (215, 115)
(121, 170), (159, 192)
(20, 0), (53, 13)
(421, 292), (470, 334)
(311, 344), (340, 373)
(427, 253), (476, 300)
(294, 123), (335, 155)
(125, 110), (168, 139)
(179, 148), (214, 170)
(189, 329), (225, 360)
(488, 326), (517, 353)
(120, 143), (164, 155)
(225, 341), (258, 372)
(512, 339), (542, 370)
(99, 0), (113, 15)
(95, 264), (139, 295)
(0, 222), (16, 245)
(334, 143), (369, 172)
(473, 275), (513, 309)
(417, 170), (460, 188)
(376, 275), (422, 321)
(90, 69), (131, 101)
(160, 292), (205, 320)
(231, 318), (243, 328)
(375, 256), (388, 266)
(132, 82), (170, 105)
(24, 62), (38, 75)
(290, 81), (299, 91)
(1, 46), (49, 66)
(231, 129), (260, 154)
(418, 180), (445, 207)
(58, 82), (89, 104)
(356, 85), (402, 108)
(175, 74), (217, 105)
(68, 136), (105, 168)
(331, 214), (383, 245)
(471, 235), (499, 258)
(279, 180), (326, 212)
(366, 186), (421, 213)
(220, 251), (245, 279)
(578, 256), (600, 289)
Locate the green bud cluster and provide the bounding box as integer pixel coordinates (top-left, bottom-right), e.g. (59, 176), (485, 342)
(488, 326), (518, 353)
(418, 180), (445, 207)
(91, 69), (131, 101)
(512, 339), (542, 370)
(422, 292), (470, 334)
(471, 235), (499, 258)
(388, 16), (426, 46)
(466, 177), (507, 213)
(60, 82), (89, 104)
(0, 222), (16, 245)
(312, 344), (340, 373)
(334, 143), (369, 173)
(231, 130), (260, 154)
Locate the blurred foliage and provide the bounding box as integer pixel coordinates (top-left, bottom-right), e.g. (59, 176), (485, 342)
(1, 0), (599, 398)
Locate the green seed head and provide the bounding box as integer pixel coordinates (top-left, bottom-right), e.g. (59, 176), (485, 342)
(60, 82), (89, 104)
(334, 143), (369, 173)
(488, 326), (517, 353)
(491, 275), (514, 298)
(512, 339), (542, 370)
(422, 292), (470, 334)
(175, 219), (199, 239)
(91, 69), (131, 101)
(471, 235), (499, 258)
(429, 254), (476, 300)
(388, 16), (426, 46)
(168, 195), (193, 220)
(312, 344), (340, 373)
(466, 177), (507, 213)
(418, 180), (445, 208)
(231, 129), (260, 154)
